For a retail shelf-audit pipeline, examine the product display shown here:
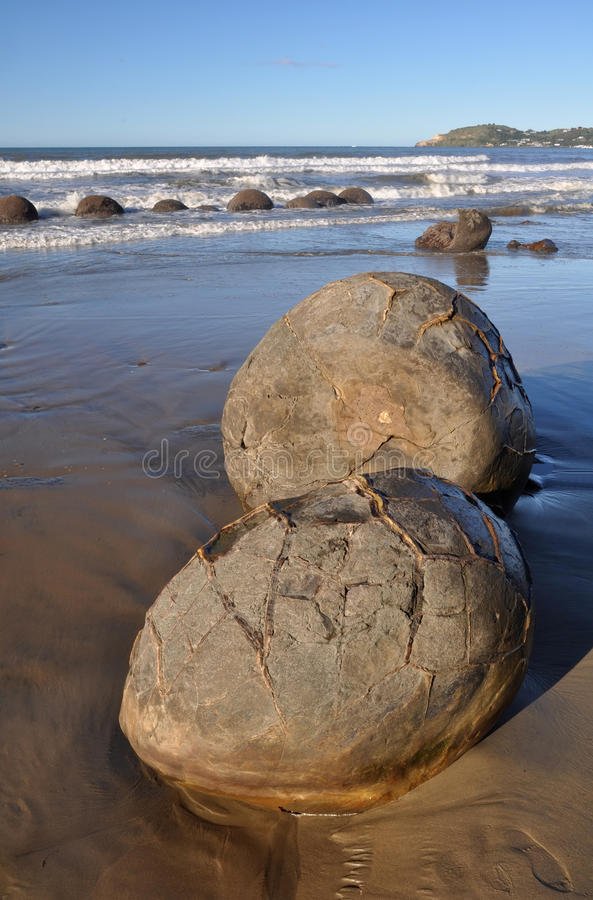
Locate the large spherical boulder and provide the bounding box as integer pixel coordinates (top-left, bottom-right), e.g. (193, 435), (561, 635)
(152, 199), (188, 213)
(0, 195), (38, 224)
(339, 187), (374, 205)
(416, 209), (492, 252)
(75, 195), (124, 218)
(222, 272), (535, 511)
(286, 190), (346, 209)
(120, 469), (533, 815)
(227, 190), (273, 212)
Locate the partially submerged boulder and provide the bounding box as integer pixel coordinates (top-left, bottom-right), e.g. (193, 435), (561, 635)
(339, 187), (374, 205)
(416, 209), (492, 252)
(0, 195), (38, 224)
(75, 195), (124, 218)
(222, 272), (535, 512)
(227, 190), (273, 212)
(508, 238), (558, 254)
(152, 199), (188, 213)
(120, 469), (533, 815)
(286, 190), (346, 209)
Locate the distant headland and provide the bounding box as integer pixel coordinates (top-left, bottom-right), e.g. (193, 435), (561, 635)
(416, 124), (593, 148)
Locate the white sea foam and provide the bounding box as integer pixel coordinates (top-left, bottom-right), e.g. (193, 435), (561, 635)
(0, 208), (445, 252)
(0, 153), (491, 181)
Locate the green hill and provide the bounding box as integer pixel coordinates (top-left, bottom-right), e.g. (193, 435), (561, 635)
(416, 124), (593, 148)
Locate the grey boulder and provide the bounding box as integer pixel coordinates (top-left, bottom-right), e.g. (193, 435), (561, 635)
(222, 272), (535, 512)
(119, 469), (533, 815)
(416, 209), (492, 252)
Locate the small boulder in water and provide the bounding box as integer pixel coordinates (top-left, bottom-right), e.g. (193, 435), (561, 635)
(0, 195), (39, 225)
(508, 238), (558, 254)
(227, 190), (273, 212)
(119, 468), (533, 815)
(338, 187), (374, 205)
(286, 190), (346, 209)
(75, 195), (124, 218)
(415, 209), (492, 252)
(152, 199), (188, 213)
(198, 204), (220, 212)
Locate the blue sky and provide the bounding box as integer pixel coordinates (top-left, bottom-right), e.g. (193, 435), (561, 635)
(2, 0), (592, 146)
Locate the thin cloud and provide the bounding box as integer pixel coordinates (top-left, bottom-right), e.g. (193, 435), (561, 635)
(268, 57), (339, 69)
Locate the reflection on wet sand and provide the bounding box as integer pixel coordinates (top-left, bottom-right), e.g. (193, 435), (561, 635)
(454, 252), (490, 290)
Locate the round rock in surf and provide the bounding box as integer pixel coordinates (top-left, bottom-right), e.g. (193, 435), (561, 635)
(339, 187), (374, 205)
(286, 190), (346, 209)
(415, 209), (492, 252)
(75, 195), (124, 218)
(152, 199), (189, 213)
(119, 469), (533, 815)
(227, 190), (273, 212)
(222, 272), (535, 512)
(0, 195), (39, 224)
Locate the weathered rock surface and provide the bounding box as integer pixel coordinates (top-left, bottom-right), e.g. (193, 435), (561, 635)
(0, 195), (39, 224)
(286, 190), (346, 209)
(120, 469), (533, 814)
(227, 190), (273, 212)
(415, 209), (492, 252)
(508, 238), (558, 254)
(338, 187), (374, 205)
(222, 272), (535, 512)
(152, 199), (189, 213)
(75, 195), (124, 218)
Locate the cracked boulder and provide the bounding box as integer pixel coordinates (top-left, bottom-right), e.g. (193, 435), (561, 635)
(222, 272), (535, 512)
(415, 209), (492, 252)
(119, 469), (533, 815)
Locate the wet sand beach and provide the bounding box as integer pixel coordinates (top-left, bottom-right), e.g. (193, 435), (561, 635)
(2, 193), (593, 895)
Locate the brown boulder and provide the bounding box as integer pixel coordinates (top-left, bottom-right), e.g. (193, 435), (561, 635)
(416, 209), (492, 252)
(75, 195), (124, 218)
(508, 239), (558, 254)
(286, 190), (346, 209)
(119, 468), (533, 815)
(227, 190), (273, 212)
(152, 199), (188, 213)
(338, 187), (374, 205)
(222, 272), (535, 512)
(0, 195), (39, 224)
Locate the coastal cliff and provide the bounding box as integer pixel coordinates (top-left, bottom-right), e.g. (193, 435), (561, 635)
(416, 124), (593, 147)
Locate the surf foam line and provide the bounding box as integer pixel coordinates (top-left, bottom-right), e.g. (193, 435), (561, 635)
(0, 209), (446, 252)
(0, 154), (491, 181)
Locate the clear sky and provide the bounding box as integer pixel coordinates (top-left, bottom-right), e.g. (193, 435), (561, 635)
(2, 0), (592, 147)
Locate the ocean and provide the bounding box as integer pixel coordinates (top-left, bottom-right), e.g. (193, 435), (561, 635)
(2, 146), (593, 897)
(1, 144), (593, 254)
